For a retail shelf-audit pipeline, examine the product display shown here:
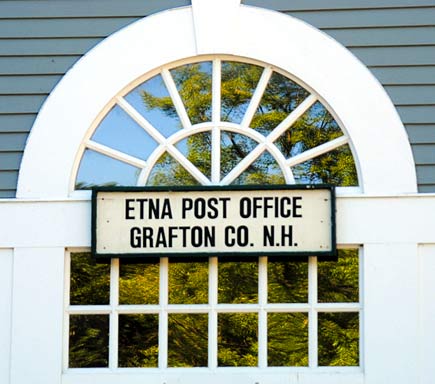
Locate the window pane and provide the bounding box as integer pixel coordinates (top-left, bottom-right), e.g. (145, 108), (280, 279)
(268, 313), (308, 366)
(176, 132), (212, 180)
(170, 61), (212, 125)
(218, 261), (258, 304)
(221, 61), (263, 124)
(119, 261), (159, 305)
(69, 315), (109, 368)
(168, 314), (208, 367)
(169, 261), (208, 304)
(221, 132), (258, 179)
(218, 313), (258, 367)
(268, 260), (308, 303)
(318, 312), (359, 366)
(91, 105), (158, 161)
(318, 249), (359, 303)
(252, 71), (310, 135)
(70, 253), (110, 305)
(146, 152), (199, 186)
(118, 314), (159, 367)
(75, 149), (140, 189)
(125, 74), (182, 137)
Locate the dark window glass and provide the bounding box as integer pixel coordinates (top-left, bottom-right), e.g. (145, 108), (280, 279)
(218, 261), (258, 304)
(268, 260), (308, 303)
(169, 261), (208, 304)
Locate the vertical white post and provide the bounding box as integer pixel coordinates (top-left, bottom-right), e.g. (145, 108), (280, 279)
(159, 257), (169, 369)
(258, 256), (268, 368)
(211, 58), (221, 185)
(0, 249), (13, 384)
(308, 256), (318, 368)
(109, 258), (119, 369)
(10, 247), (64, 384)
(209, 257), (218, 369)
(419, 244), (435, 384)
(364, 243), (419, 384)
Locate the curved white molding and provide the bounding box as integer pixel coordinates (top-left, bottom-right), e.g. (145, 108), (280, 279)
(17, 2), (417, 198)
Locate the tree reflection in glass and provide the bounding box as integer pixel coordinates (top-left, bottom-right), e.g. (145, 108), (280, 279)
(168, 261), (208, 304)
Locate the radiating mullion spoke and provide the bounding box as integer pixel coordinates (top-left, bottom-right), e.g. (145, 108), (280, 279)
(86, 140), (147, 169)
(212, 58), (221, 184)
(266, 94), (317, 143)
(161, 68), (192, 130)
(241, 66), (273, 129)
(286, 135), (349, 167)
(220, 143), (267, 186)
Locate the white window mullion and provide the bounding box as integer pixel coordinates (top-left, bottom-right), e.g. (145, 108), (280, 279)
(209, 257), (218, 369)
(308, 256), (318, 368)
(212, 58), (221, 184)
(258, 256), (268, 369)
(63, 252), (71, 371)
(159, 257), (169, 369)
(109, 258), (119, 370)
(241, 66), (273, 129)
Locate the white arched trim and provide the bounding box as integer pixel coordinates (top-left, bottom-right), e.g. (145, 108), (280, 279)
(17, 0), (417, 198)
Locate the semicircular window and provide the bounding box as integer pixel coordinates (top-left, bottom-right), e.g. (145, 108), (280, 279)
(75, 57), (358, 189)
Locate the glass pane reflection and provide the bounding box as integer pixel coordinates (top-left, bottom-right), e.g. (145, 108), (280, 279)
(125, 74), (182, 137)
(318, 312), (359, 366)
(176, 132), (212, 180)
(75, 149), (140, 189)
(70, 253), (110, 305)
(218, 313), (258, 367)
(169, 261), (208, 304)
(168, 314), (208, 367)
(268, 260), (308, 303)
(218, 261), (258, 304)
(118, 314), (159, 368)
(170, 61), (212, 125)
(268, 313), (308, 366)
(221, 132), (258, 179)
(119, 261), (159, 305)
(69, 315), (109, 368)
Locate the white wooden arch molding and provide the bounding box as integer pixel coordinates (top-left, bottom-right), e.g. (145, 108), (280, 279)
(17, 0), (417, 199)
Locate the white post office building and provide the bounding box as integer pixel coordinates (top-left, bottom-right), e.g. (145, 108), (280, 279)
(0, 1), (434, 384)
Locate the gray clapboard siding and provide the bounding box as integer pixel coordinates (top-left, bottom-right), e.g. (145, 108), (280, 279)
(350, 46), (435, 66)
(370, 66), (435, 85)
(419, 185), (435, 193)
(0, 76), (62, 95)
(412, 144), (435, 164)
(0, 96), (47, 114)
(406, 125), (435, 144)
(243, 0), (435, 11)
(0, 134), (29, 151)
(0, 190), (15, 198)
(0, 115), (36, 133)
(0, 38), (102, 56)
(385, 86), (435, 106)
(416, 165), (435, 183)
(0, 0), (191, 18)
(397, 106), (435, 124)
(0, 172), (18, 190)
(0, 56), (81, 75)
(0, 153), (22, 171)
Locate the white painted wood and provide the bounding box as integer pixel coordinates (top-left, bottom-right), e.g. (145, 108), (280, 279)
(159, 257), (168, 369)
(109, 259), (119, 369)
(10, 247), (64, 384)
(308, 256), (318, 368)
(363, 243), (419, 384)
(419, 244), (435, 384)
(3, 195), (435, 247)
(258, 256), (267, 369)
(0, 249), (13, 384)
(208, 257), (218, 369)
(211, 59), (221, 184)
(18, 4), (417, 197)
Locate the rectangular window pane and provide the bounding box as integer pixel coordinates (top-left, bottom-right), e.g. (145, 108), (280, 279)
(168, 261), (208, 304)
(70, 253), (110, 305)
(268, 313), (308, 366)
(168, 314), (208, 367)
(119, 261), (159, 305)
(268, 260), (308, 303)
(69, 315), (109, 368)
(318, 312), (359, 366)
(118, 314), (159, 367)
(218, 261), (258, 303)
(318, 249), (359, 303)
(218, 313), (258, 367)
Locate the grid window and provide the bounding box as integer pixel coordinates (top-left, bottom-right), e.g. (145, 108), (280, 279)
(66, 249), (360, 369)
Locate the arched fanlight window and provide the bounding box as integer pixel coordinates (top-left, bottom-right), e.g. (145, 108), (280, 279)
(75, 57), (357, 189)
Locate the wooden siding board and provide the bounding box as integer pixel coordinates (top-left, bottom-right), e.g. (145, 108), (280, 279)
(385, 85), (435, 106)
(0, 115), (36, 133)
(406, 125), (435, 143)
(0, 76), (62, 95)
(0, 0), (190, 18)
(0, 190), (15, 197)
(0, 171), (18, 189)
(0, 18), (139, 38)
(243, 0), (435, 11)
(416, 165), (435, 184)
(0, 38), (102, 56)
(0, 56), (81, 75)
(418, 185), (435, 193)
(413, 144), (435, 164)
(0, 95), (46, 114)
(0, 153), (22, 171)
(370, 66), (435, 85)
(397, 106), (435, 124)
(0, 134), (28, 151)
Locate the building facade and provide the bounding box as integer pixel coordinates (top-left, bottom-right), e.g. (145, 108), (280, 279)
(0, 1), (434, 383)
